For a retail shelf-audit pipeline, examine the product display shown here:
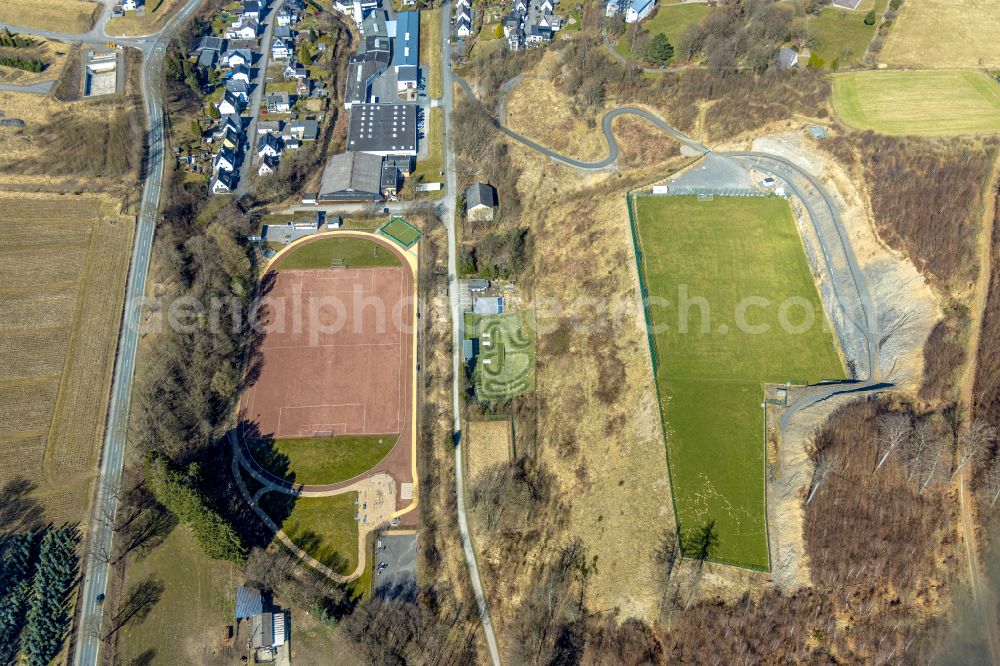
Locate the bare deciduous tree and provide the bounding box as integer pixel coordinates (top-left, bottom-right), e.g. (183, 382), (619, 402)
(807, 450), (841, 504)
(981, 458), (1000, 508)
(875, 413), (912, 471)
(904, 419), (946, 493)
(952, 419), (996, 479)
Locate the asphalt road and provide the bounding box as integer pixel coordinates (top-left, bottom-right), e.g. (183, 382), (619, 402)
(236, 0), (285, 193)
(0, 1), (209, 664)
(439, 7), (502, 666)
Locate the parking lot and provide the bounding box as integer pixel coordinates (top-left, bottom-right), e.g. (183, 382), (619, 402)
(374, 531), (418, 598)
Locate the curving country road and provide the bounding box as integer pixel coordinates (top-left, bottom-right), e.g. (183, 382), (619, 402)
(3, 1), (209, 664)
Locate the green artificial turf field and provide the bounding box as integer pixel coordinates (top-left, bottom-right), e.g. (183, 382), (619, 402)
(249, 435), (398, 485)
(831, 70), (1000, 136)
(633, 195), (844, 569)
(273, 236), (402, 270)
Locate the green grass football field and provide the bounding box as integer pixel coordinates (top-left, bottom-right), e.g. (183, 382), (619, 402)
(831, 70), (1000, 136)
(634, 195), (844, 569)
(273, 236), (402, 270)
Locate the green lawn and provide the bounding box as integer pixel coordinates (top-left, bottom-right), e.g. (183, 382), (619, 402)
(464, 311), (536, 401)
(832, 70), (1000, 136)
(116, 528), (239, 664)
(264, 492), (360, 575)
(420, 8), (442, 98)
(411, 107), (444, 189)
(379, 217), (423, 247)
(614, 3), (713, 63)
(806, 0), (887, 68)
(273, 236), (402, 269)
(249, 435), (397, 485)
(634, 195), (844, 570)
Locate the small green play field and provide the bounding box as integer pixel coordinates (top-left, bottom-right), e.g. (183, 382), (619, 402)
(831, 70), (1000, 136)
(632, 195), (844, 570)
(378, 217), (423, 248)
(464, 311), (536, 401)
(272, 236), (401, 270)
(263, 492), (359, 575)
(248, 435), (397, 485)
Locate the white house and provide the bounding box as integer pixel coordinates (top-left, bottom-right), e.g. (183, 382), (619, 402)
(455, 4), (471, 22)
(212, 170), (238, 194)
(231, 64), (251, 84)
(214, 147), (237, 173)
(241, 0), (261, 20)
(217, 91), (243, 116)
(121, 0), (143, 11)
(257, 133), (284, 158)
(625, 0), (655, 23)
(271, 37), (293, 60)
(225, 19), (258, 40)
(258, 154), (278, 176)
(266, 91), (291, 113)
(538, 0), (554, 13)
(223, 49), (251, 68)
(456, 15), (472, 37)
(276, 7), (295, 26)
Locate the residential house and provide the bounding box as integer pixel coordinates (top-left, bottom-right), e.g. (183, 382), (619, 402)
(539, 13), (562, 30)
(455, 3), (472, 23)
(605, 0), (624, 16)
(221, 126), (242, 150)
(225, 78), (250, 102)
(276, 7), (296, 26)
(274, 24), (293, 41)
(258, 154), (279, 175)
(507, 28), (523, 50)
(122, 0), (142, 11)
(295, 78), (310, 96)
(538, 0), (554, 13)
(192, 36), (226, 53)
(625, 0), (655, 22)
(220, 114), (243, 136)
(225, 19), (258, 40)
(223, 48), (252, 68)
(456, 15), (472, 37)
(257, 132), (284, 158)
(283, 63), (308, 79)
(502, 11), (521, 37)
(231, 63), (251, 84)
(513, 0), (528, 14)
(271, 37), (293, 60)
(286, 120), (319, 141)
(318, 151), (384, 202)
(257, 120), (283, 134)
(266, 91), (291, 112)
(465, 183), (499, 221)
(197, 49), (217, 70)
(241, 0), (261, 20)
(212, 170), (238, 193)
(395, 12), (419, 72)
(215, 146), (238, 172)
(217, 90), (243, 115)
(526, 24), (552, 43)
(283, 137), (301, 150)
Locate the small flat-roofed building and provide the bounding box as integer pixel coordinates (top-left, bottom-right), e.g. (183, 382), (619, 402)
(318, 151), (385, 202)
(395, 11), (419, 72)
(397, 64), (418, 92)
(381, 160), (400, 197)
(346, 103), (417, 156)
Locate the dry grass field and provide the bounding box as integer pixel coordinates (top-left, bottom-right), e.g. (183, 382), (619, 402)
(0, 0), (99, 34)
(0, 37), (71, 86)
(505, 52), (610, 162)
(466, 419), (512, 482)
(881, 0), (1000, 68)
(0, 194), (134, 524)
(105, 0), (187, 36)
(0, 89), (143, 194)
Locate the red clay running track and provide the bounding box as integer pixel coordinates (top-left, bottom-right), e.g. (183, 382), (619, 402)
(238, 235), (415, 514)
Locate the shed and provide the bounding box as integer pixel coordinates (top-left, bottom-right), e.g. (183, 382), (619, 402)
(465, 183), (498, 221)
(235, 586), (263, 620)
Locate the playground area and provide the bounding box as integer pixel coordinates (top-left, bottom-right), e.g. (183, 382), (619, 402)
(463, 311), (536, 401)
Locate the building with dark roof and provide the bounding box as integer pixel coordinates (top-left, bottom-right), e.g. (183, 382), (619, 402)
(465, 183), (499, 221)
(318, 151), (385, 201)
(345, 54), (385, 109)
(361, 35), (392, 66)
(347, 103), (417, 156)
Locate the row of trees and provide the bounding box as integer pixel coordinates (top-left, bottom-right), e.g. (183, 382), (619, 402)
(0, 527), (80, 665)
(0, 56), (43, 72)
(145, 454), (247, 562)
(0, 29), (34, 48)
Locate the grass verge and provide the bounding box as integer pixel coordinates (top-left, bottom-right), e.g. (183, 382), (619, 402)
(265, 493), (360, 575)
(420, 8), (442, 98)
(634, 195), (844, 569)
(0, 0), (98, 34)
(411, 106), (444, 188)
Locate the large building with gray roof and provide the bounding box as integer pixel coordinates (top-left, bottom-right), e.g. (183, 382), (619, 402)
(318, 151), (385, 202)
(346, 103), (418, 156)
